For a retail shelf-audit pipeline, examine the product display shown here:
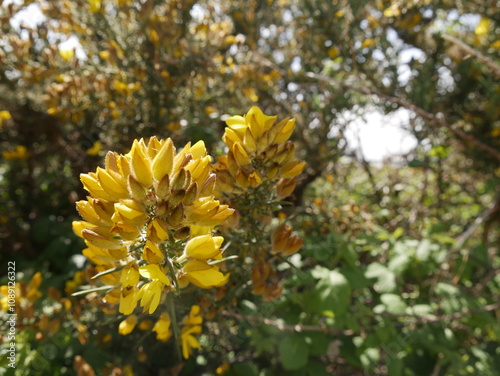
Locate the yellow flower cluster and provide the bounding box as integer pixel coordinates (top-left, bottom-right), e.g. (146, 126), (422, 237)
(118, 304), (202, 359)
(73, 137), (234, 315)
(0, 272), (42, 321)
(215, 106), (305, 195)
(2, 145), (29, 160)
(180, 305), (203, 359)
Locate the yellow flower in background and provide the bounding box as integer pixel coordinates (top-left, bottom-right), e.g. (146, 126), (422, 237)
(216, 106), (305, 192)
(3, 145), (29, 160)
(118, 315), (137, 335)
(181, 325), (202, 359)
(0, 110), (11, 126)
(86, 141), (102, 156)
(152, 312), (172, 341)
(59, 49), (75, 62)
(180, 305), (203, 359)
(182, 305), (203, 326)
(88, 0), (102, 13)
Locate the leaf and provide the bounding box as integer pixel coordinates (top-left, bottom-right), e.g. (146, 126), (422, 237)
(380, 294), (407, 314)
(306, 358), (331, 376)
(365, 263), (396, 293)
(360, 347), (380, 370)
(306, 332), (330, 356)
(408, 304), (433, 316)
(225, 362), (259, 376)
(307, 269), (351, 316)
(415, 239), (432, 261)
(392, 227), (404, 240)
(278, 333), (309, 370)
(311, 265), (330, 279)
(388, 253), (411, 276)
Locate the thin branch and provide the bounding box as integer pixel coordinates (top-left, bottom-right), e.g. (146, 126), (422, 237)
(379, 302), (500, 324)
(220, 310), (353, 336)
(442, 34), (500, 78)
(453, 192), (500, 251)
(304, 72), (500, 162)
(222, 302), (500, 336)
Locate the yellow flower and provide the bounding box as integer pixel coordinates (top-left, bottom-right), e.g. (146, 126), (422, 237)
(218, 106), (304, 191)
(59, 49), (74, 62)
(137, 280), (166, 314)
(86, 141), (102, 156)
(180, 260), (226, 288)
(118, 314), (137, 335)
(138, 319), (153, 331)
(75, 136), (236, 315)
(2, 145), (29, 160)
(176, 234), (224, 262)
(26, 272), (43, 302)
(152, 312), (172, 341)
(180, 325), (202, 359)
(120, 263), (140, 287)
(0, 110), (11, 126)
(183, 305), (203, 326)
(119, 286), (138, 315)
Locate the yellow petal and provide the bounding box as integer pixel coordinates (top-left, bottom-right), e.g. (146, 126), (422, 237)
(82, 228), (123, 249)
(183, 260), (226, 288)
(139, 264), (170, 285)
(151, 138), (174, 182)
(130, 140), (153, 187)
(183, 234), (223, 260)
(280, 160), (306, 178)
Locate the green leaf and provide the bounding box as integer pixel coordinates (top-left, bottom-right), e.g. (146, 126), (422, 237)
(306, 358), (331, 376)
(360, 347), (380, 370)
(278, 333), (309, 370)
(408, 304), (433, 316)
(388, 253), (411, 276)
(365, 263), (396, 293)
(307, 269), (351, 316)
(311, 265), (330, 279)
(306, 332), (330, 356)
(415, 239), (432, 261)
(225, 362), (259, 376)
(392, 227), (404, 240)
(387, 356), (404, 376)
(380, 294), (407, 314)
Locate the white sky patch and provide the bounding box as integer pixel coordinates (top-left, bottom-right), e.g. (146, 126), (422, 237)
(343, 108), (417, 162)
(9, 2), (45, 30)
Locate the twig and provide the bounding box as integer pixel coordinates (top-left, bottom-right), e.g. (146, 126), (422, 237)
(379, 302), (500, 324)
(454, 193), (500, 251)
(304, 72), (500, 162)
(220, 310), (353, 336)
(442, 34), (500, 78)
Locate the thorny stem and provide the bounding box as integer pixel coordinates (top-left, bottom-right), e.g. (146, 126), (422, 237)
(167, 293), (182, 361)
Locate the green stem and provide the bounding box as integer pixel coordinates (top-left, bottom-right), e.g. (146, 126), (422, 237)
(167, 294), (182, 360)
(166, 256), (181, 296)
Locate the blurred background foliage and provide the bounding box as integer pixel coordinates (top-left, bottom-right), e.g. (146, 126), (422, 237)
(0, 0), (499, 375)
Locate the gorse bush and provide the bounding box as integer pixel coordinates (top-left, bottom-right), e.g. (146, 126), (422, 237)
(0, 0), (499, 375)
